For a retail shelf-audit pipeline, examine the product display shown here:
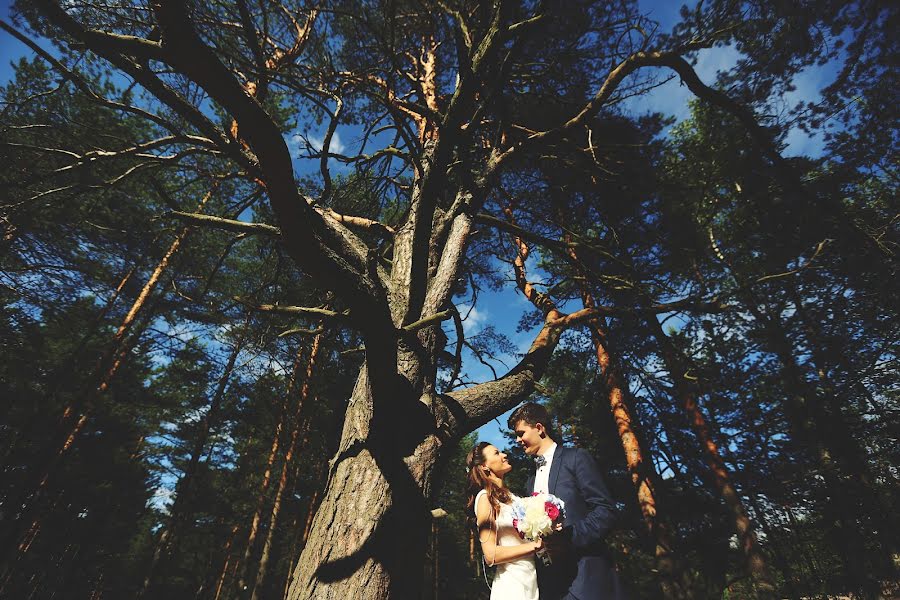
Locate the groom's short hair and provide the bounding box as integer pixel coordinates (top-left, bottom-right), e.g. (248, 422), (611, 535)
(508, 402), (554, 438)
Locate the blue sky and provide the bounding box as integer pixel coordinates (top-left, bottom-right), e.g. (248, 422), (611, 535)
(0, 0), (836, 454)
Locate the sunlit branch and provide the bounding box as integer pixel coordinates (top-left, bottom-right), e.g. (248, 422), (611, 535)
(168, 211), (280, 236)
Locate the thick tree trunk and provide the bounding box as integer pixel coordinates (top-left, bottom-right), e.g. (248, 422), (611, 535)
(647, 317), (777, 599)
(285, 363), (443, 600)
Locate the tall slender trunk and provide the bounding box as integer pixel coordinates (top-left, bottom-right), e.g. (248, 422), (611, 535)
(279, 464), (324, 600)
(1, 190), (215, 552)
(280, 478), (319, 600)
(647, 317), (777, 599)
(561, 224), (690, 599)
(249, 333), (323, 600)
(200, 523), (239, 600)
(749, 307), (881, 597)
(234, 346), (306, 593)
(789, 294), (899, 554)
(139, 321), (248, 597)
(587, 315), (691, 598)
(213, 553), (233, 600)
(2, 264), (140, 464)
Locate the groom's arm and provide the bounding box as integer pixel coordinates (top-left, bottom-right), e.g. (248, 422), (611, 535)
(568, 448), (617, 549)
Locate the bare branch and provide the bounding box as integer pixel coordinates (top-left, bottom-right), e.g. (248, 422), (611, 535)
(168, 211), (280, 236)
(233, 299), (348, 319)
(278, 326), (327, 338)
(401, 308), (454, 333)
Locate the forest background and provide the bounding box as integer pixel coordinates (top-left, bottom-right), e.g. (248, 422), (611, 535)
(0, 0), (897, 599)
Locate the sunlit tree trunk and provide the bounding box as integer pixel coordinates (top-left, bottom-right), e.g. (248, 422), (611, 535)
(234, 345), (306, 594)
(588, 314), (692, 598)
(647, 317), (777, 599)
(560, 219), (691, 599)
(201, 523), (239, 600)
(249, 332), (323, 600)
(0, 190), (216, 554)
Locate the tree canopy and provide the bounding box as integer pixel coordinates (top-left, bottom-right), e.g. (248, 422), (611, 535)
(1, 0), (897, 598)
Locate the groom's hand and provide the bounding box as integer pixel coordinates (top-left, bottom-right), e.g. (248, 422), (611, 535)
(543, 525), (573, 560)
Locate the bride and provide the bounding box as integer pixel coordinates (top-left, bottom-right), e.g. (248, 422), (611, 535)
(466, 442), (540, 599)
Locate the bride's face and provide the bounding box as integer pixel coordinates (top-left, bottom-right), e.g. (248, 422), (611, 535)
(481, 445), (512, 477)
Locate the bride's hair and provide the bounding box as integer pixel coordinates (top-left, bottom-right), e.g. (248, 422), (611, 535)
(465, 442), (511, 530)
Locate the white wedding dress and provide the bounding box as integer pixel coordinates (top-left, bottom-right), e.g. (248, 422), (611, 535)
(475, 490), (539, 600)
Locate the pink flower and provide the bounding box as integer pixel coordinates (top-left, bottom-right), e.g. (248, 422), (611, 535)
(545, 502), (560, 521)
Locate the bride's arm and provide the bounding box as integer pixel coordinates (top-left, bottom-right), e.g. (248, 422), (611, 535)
(476, 495), (541, 565)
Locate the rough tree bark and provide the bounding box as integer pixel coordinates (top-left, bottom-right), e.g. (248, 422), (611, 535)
(26, 3), (806, 598)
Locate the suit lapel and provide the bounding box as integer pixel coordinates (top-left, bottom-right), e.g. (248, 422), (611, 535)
(527, 474), (535, 495)
(548, 446), (564, 495)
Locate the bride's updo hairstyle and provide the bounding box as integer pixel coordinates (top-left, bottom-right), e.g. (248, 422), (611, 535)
(465, 441), (511, 530)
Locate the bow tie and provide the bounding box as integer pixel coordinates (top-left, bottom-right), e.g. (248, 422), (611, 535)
(534, 455), (547, 468)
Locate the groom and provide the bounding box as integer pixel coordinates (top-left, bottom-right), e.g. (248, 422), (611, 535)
(509, 402), (627, 600)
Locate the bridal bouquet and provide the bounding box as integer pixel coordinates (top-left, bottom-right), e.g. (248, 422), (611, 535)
(511, 493), (566, 565)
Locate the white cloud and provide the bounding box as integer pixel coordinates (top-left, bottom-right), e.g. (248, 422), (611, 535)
(307, 130), (347, 155)
(285, 129), (347, 159)
(457, 303), (488, 337)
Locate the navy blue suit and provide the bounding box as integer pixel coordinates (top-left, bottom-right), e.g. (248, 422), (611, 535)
(527, 446), (627, 600)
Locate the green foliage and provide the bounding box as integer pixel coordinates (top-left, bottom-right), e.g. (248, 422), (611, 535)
(1, 1), (896, 599)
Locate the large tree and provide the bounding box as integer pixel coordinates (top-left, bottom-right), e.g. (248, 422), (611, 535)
(3, 0), (896, 598)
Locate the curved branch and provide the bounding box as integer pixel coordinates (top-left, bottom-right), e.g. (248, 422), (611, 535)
(447, 310), (564, 431)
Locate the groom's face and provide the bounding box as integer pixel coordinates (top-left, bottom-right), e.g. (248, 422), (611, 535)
(512, 419), (544, 456)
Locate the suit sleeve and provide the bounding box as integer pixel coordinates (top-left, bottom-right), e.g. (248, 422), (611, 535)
(569, 448), (617, 549)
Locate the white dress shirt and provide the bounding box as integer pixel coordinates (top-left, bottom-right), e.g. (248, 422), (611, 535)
(533, 442), (558, 494)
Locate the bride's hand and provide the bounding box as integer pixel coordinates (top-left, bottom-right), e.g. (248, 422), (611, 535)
(532, 537), (543, 551)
